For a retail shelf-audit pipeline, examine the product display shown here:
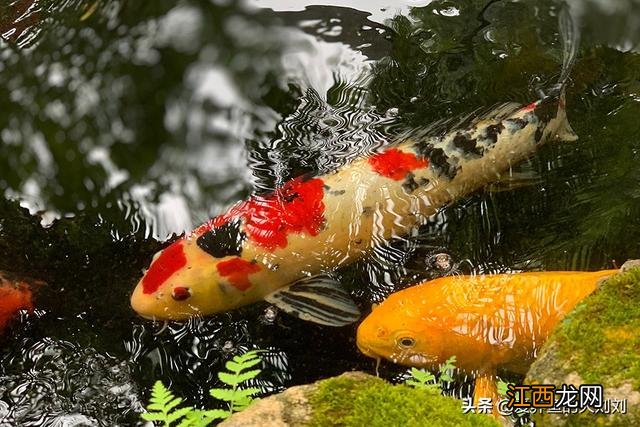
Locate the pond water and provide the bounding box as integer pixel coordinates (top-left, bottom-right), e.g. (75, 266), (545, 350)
(1, 0), (640, 425)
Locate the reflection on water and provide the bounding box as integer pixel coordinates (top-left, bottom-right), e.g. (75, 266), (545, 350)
(0, 0), (640, 424)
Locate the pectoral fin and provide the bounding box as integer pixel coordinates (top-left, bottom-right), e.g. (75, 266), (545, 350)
(265, 275), (361, 327)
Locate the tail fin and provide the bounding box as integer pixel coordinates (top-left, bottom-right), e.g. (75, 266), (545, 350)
(550, 5), (580, 142)
(543, 4), (580, 99)
(557, 5), (580, 90)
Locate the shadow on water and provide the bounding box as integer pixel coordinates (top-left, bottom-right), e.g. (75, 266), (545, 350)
(0, 0), (640, 424)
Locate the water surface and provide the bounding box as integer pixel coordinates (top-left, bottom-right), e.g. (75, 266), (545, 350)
(1, 0), (640, 424)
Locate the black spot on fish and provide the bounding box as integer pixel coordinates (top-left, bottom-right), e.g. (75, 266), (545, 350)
(197, 219), (246, 258)
(402, 173), (419, 193)
(505, 118), (528, 132)
(329, 189), (346, 196)
(452, 133), (483, 157)
(484, 123), (504, 145)
(413, 142), (457, 179)
(417, 177), (430, 186)
(534, 97), (557, 123)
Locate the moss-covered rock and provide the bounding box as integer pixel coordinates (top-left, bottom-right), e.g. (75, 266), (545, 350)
(526, 264), (640, 426)
(221, 371), (499, 427)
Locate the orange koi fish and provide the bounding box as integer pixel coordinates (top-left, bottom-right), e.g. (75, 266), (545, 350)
(0, 271), (39, 336)
(130, 12), (579, 325)
(356, 268), (619, 404)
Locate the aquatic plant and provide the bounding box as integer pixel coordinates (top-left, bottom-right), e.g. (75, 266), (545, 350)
(141, 350), (263, 426)
(496, 379), (510, 397)
(404, 355), (457, 392)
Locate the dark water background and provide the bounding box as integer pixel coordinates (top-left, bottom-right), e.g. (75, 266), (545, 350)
(1, 0), (640, 425)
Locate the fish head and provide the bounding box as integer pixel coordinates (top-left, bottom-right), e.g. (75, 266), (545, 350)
(130, 236), (260, 320)
(356, 291), (445, 368)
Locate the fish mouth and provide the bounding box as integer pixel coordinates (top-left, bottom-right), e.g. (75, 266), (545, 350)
(388, 350), (437, 367)
(406, 353), (434, 366)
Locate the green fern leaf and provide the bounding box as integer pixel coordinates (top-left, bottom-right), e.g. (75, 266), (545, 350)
(232, 387), (260, 399)
(140, 412), (168, 422)
(497, 380), (510, 397)
(210, 388), (236, 402)
(438, 356), (457, 383)
(217, 371), (242, 386)
(199, 409), (230, 420)
(232, 397), (254, 411)
(225, 357), (261, 373)
(163, 397), (185, 414)
(440, 355), (457, 372)
(167, 407), (194, 424)
(233, 369), (261, 383)
(142, 381), (195, 426)
(409, 367), (435, 383)
(177, 409), (229, 427)
(225, 350), (260, 370)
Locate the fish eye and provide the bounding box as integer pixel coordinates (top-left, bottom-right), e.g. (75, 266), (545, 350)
(171, 286), (191, 301)
(397, 336), (416, 349)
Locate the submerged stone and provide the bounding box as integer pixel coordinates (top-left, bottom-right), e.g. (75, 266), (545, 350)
(221, 371), (498, 427)
(526, 264), (640, 426)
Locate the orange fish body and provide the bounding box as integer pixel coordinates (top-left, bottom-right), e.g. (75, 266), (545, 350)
(356, 269), (619, 404)
(0, 272), (37, 335)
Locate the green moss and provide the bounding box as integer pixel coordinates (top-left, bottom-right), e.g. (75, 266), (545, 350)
(547, 267), (640, 387)
(527, 267), (640, 426)
(308, 375), (499, 427)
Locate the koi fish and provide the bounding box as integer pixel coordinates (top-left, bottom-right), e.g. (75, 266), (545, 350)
(355, 268), (620, 405)
(131, 12), (579, 326)
(130, 88), (577, 326)
(0, 271), (39, 336)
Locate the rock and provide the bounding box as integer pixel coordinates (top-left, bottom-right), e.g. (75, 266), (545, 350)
(526, 264), (640, 426)
(221, 371), (499, 427)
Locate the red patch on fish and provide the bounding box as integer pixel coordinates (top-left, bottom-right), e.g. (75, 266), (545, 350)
(216, 258), (261, 291)
(522, 101), (537, 112)
(368, 148), (429, 180)
(194, 177), (326, 251)
(0, 282), (33, 332)
(142, 242), (187, 294)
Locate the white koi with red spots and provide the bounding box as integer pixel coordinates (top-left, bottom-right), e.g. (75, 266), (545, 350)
(130, 90), (577, 325)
